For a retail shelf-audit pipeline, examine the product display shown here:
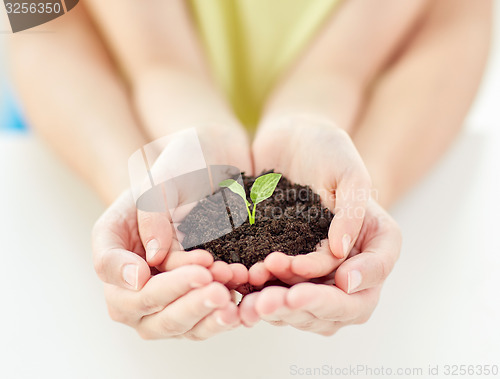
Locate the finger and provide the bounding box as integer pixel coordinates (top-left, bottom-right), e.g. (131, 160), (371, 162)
(257, 294), (344, 336)
(328, 169), (371, 259)
(270, 305), (333, 335)
(105, 265), (213, 322)
(263, 252), (295, 281)
(92, 193), (151, 290)
(239, 292), (261, 327)
(93, 249), (151, 291)
(138, 282), (231, 339)
(158, 248), (214, 271)
(312, 322), (343, 337)
(183, 302), (240, 341)
(254, 287), (333, 332)
(263, 244), (342, 285)
(248, 262), (274, 286)
(269, 307), (315, 328)
(255, 286), (301, 326)
(208, 261), (233, 284)
(264, 252), (313, 285)
(138, 209), (174, 267)
(335, 205), (402, 294)
(286, 283), (374, 322)
(226, 263), (249, 288)
(289, 241), (343, 279)
(254, 286), (288, 320)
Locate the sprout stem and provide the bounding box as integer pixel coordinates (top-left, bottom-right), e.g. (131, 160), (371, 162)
(251, 204), (256, 225)
(246, 205), (254, 225)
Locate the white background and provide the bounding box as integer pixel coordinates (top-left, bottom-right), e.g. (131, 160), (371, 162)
(0, 4), (499, 379)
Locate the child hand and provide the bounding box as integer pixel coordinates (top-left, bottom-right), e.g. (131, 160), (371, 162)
(249, 116), (372, 286)
(92, 192), (240, 339)
(239, 199), (401, 335)
(135, 129), (252, 289)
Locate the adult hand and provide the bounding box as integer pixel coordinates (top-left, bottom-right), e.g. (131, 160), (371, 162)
(249, 115), (371, 286)
(239, 199), (401, 335)
(92, 191), (240, 339)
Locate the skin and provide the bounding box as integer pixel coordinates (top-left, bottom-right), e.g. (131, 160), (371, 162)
(93, 192), (240, 340)
(239, 199), (401, 335)
(9, 0), (491, 338)
(249, 0), (492, 289)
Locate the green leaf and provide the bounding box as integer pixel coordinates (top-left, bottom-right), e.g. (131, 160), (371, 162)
(219, 179), (250, 206)
(250, 173), (282, 205)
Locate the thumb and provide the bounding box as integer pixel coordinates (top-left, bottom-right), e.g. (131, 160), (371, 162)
(138, 209), (173, 267)
(328, 173), (371, 259)
(137, 203), (214, 271)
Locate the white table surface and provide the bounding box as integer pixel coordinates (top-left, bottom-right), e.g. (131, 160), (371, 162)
(0, 122), (499, 379)
(1, 6), (500, 379)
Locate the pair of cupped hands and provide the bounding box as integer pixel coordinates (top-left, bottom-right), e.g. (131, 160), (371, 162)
(92, 117), (402, 340)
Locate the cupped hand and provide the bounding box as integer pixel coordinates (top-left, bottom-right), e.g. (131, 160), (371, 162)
(104, 265), (240, 340)
(135, 127), (253, 288)
(249, 115), (372, 286)
(239, 199), (401, 336)
(92, 191), (240, 339)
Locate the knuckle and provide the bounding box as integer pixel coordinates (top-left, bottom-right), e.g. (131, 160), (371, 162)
(393, 224), (403, 258)
(325, 304), (347, 321)
(393, 219), (402, 236)
(93, 255), (106, 280)
(184, 333), (206, 341)
(140, 294), (162, 315)
(208, 282), (231, 300)
(334, 308), (347, 321)
(295, 320), (315, 329)
(159, 317), (186, 335)
(355, 311), (373, 325)
(91, 216), (105, 241)
(107, 305), (126, 324)
(137, 328), (156, 341)
(319, 326), (339, 337)
(268, 320), (286, 327)
(138, 212), (155, 233)
(347, 169), (372, 193)
(182, 265), (209, 283)
(374, 257), (390, 282)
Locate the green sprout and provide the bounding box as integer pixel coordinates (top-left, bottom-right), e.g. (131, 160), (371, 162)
(219, 173), (282, 225)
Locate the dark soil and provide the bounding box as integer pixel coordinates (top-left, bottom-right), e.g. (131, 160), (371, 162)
(178, 172), (334, 269)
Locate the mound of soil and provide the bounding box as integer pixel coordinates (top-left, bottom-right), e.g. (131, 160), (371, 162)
(178, 172), (334, 269)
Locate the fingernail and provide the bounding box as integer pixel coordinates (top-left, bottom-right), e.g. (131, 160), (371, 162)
(123, 264), (138, 289)
(190, 282), (204, 288)
(342, 234), (351, 258)
(146, 239), (160, 262)
(215, 315), (228, 327)
(204, 299), (217, 308)
(347, 270), (362, 294)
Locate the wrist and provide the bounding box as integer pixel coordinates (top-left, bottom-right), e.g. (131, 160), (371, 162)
(361, 163), (395, 209)
(258, 112), (340, 134)
(262, 72), (363, 134)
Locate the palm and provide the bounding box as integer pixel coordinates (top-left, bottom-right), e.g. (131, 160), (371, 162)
(249, 120), (371, 285)
(239, 199), (401, 335)
(137, 131), (253, 288)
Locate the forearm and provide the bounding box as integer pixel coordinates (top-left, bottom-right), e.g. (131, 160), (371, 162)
(352, 0), (492, 207)
(259, 72), (363, 135)
(258, 0), (429, 136)
(132, 67), (249, 151)
(9, 8), (147, 205)
(86, 0), (249, 166)
(259, 0), (491, 208)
